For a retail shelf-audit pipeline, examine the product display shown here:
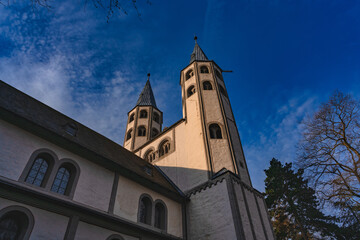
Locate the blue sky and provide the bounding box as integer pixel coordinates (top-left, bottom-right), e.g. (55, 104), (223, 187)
(1, 0), (360, 191)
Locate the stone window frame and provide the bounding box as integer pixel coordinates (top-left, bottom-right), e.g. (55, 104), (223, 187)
(158, 138), (171, 158)
(106, 234), (125, 240)
(153, 112), (160, 123)
(151, 128), (159, 138)
(139, 110), (148, 119)
(20, 149), (57, 189)
(137, 194), (168, 232)
(187, 85), (196, 98)
(143, 148), (156, 163)
(126, 129), (132, 141)
(49, 158), (80, 198)
(199, 65), (209, 74)
(154, 199), (168, 231)
(202, 80), (213, 90)
(0, 205), (35, 240)
(185, 69), (194, 80)
(19, 149), (80, 199)
(137, 193), (153, 225)
(128, 113), (135, 123)
(208, 122), (224, 139)
(137, 126), (147, 137)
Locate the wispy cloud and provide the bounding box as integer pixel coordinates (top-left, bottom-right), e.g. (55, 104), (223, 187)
(244, 93), (319, 191)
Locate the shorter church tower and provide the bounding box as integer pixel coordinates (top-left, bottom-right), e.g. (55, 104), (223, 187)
(123, 74), (163, 151)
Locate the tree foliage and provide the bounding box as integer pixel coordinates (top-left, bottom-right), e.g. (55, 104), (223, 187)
(298, 91), (360, 226)
(265, 158), (339, 240)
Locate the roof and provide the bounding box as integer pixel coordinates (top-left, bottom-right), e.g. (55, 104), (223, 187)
(190, 42), (209, 63)
(136, 80), (157, 108)
(0, 80), (185, 202)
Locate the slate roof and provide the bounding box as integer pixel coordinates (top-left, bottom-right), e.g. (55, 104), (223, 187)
(190, 42), (209, 63)
(0, 80), (185, 202)
(136, 80), (157, 108)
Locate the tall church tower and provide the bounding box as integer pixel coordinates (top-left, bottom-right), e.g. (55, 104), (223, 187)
(180, 37), (251, 185)
(123, 74), (163, 151)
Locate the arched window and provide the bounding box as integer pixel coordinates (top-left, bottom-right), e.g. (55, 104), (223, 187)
(200, 66), (209, 73)
(209, 124), (222, 139)
(151, 128), (159, 138)
(215, 69), (223, 81)
(203, 81), (213, 90)
(106, 234), (125, 240)
(159, 140), (170, 157)
(129, 113), (135, 123)
(25, 157), (50, 187)
(219, 85), (228, 98)
(0, 206), (34, 240)
(144, 149), (156, 163)
(138, 126), (146, 136)
(185, 69), (194, 80)
(126, 129), (132, 141)
(187, 86), (196, 98)
(154, 201), (167, 230)
(51, 166), (71, 195)
(140, 110), (148, 118)
(153, 112), (160, 123)
(138, 195), (152, 225)
(21, 151), (56, 188)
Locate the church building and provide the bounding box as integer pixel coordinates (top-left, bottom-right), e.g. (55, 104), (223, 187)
(0, 39), (274, 240)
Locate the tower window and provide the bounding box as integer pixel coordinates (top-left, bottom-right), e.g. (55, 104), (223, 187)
(138, 196), (152, 225)
(138, 126), (146, 136)
(159, 140), (171, 157)
(126, 129), (132, 141)
(140, 110), (148, 118)
(215, 70), (223, 81)
(151, 128), (159, 138)
(129, 113), (135, 123)
(187, 86), (196, 98)
(154, 201), (167, 230)
(203, 81), (213, 90)
(200, 66), (209, 73)
(153, 112), (160, 123)
(185, 69), (194, 80)
(209, 124), (222, 139)
(219, 85), (228, 98)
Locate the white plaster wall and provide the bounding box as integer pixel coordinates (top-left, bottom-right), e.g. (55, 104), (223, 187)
(0, 198), (68, 240)
(187, 180), (236, 240)
(113, 175), (183, 238)
(0, 119), (114, 212)
(233, 183), (254, 240)
(256, 196), (274, 240)
(244, 188), (266, 240)
(75, 221), (139, 240)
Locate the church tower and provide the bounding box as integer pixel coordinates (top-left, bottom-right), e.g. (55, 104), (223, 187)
(123, 74), (163, 151)
(180, 37), (251, 185)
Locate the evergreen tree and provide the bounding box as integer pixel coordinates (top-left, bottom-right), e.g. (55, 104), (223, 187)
(264, 158), (339, 240)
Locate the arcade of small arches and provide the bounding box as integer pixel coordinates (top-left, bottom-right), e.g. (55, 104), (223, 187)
(143, 139), (172, 163)
(185, 65), (223, 81)
(128, 111), (161, 124)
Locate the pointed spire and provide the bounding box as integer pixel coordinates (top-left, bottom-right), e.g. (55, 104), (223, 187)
(136, 73), (157, 108)
(190, 36), (209, 63)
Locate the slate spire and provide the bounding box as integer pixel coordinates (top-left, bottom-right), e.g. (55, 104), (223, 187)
(190, 36), (209, 63)
(136, 73), (157, 108)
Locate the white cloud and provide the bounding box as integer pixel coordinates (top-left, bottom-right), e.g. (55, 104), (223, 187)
(244, 93), (319, 191)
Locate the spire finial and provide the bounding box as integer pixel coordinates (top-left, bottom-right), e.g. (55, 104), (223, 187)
(194, 35), (198, 44)
(147, 73), (150, 81)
